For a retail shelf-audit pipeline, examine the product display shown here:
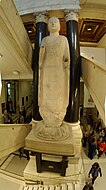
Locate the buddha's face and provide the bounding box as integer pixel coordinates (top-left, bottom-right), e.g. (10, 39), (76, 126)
(48, 17), (60, 33)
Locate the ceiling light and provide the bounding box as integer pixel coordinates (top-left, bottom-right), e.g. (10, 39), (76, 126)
(87, 28), (92, 31)
(28, 30), (32, 33)
(0, 53), (3, 58)
(13, 70), (20, 75)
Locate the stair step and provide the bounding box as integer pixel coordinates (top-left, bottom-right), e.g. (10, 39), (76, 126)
(23, 183), (75, 190)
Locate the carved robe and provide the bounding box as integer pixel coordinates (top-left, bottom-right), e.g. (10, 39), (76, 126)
(39, 35), (70, 127)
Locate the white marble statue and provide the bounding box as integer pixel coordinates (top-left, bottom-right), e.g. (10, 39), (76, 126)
(38, 17), (70, 130)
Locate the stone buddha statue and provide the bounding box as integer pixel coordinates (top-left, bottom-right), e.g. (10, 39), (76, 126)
(37, 17), (70, 140)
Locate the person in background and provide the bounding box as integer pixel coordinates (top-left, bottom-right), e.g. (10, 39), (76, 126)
(22, 107), (26, 123)
(97, 136), (103, 158)
(1, 108), (13, 124)
(97, 140), (106, 158)
(88, 131), (95, 143)
(96, 119), (102, 133)
(25, 110), (32, 123)
(82, 181), (94, 190)
(99, 128), (105, 140)
(88, 162), (102, 184)
(88, 137), (97, 160)
(18, 111), (24, 124)
(7, 98), (14, 115)
(82, 129), (88, 147)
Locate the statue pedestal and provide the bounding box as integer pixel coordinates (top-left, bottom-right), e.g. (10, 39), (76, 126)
(25, 121), (82, 179)
(25, 121), (75, 176)
(24, 122), (82, 189)
(25, 121), (74, 156)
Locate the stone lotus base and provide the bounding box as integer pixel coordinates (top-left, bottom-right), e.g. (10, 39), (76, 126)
(25, 121), (74, 156)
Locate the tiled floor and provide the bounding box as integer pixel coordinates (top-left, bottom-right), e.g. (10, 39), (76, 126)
(0, 172), (25, 190)
(5, 155), (28, 176)
(0, 177), (20, 190)
(82, 148), (106, 190)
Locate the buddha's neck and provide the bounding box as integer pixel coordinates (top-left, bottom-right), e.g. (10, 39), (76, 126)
(50, 32), (59, 36)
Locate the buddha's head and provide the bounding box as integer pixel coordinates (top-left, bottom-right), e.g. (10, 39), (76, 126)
(48, 17), (60, 33)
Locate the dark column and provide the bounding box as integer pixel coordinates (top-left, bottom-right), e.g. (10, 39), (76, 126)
(32, 13), (47, 121)
(36, 152), (42, 173)
(65, 11), (81, 123)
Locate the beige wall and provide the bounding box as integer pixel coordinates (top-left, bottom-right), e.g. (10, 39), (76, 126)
(80, 46), (106, 65)
(19, 80), (32, 110)
(98, 34), (106, 48)
(1, 81), (6, 104)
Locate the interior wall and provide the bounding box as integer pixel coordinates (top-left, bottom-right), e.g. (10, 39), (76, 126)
(83, 85), (95, 109)
(80, 81), (84, 106)
(80, 46), (106, 65)
(19, 80), (32, 110)
(1, 81), (6, 104)
(97, 34), (106, 48)
(79, 4), (106, 20)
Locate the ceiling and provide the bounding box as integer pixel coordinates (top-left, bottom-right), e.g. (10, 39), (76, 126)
(79, 0), (106, 43)
(78, 18), (106, 43)
(0, 0), (33, 80)
(23, 17), (106, 44)
(21, 0), (106, 45)
(80, 0), (106, 5)
(0, 0), (106, 80)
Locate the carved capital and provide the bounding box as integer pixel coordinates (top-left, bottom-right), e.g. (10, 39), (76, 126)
(34, 11), (48, 24)
(64, 9), (79, 22)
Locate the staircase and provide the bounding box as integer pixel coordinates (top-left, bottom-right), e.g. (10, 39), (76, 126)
(0, 124), (32, 158)
(81, 55), (106, 124)
(22, 183), (77, 190)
